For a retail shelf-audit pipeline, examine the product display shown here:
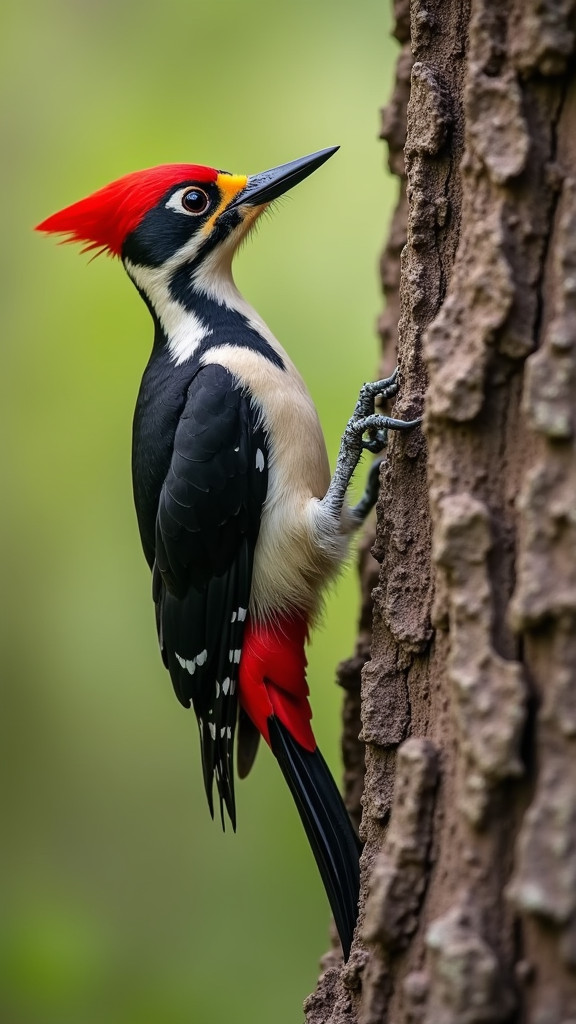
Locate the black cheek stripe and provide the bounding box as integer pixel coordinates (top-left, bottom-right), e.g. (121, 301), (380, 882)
(168, 263), (286, 371)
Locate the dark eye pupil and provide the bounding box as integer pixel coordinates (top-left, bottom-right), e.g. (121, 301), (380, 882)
(182, 189), (209, 214)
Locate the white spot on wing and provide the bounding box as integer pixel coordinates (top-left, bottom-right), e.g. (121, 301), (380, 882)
(256, 448), (265, 472)
(238, 607), (247, 622)
(233, 649), (241, 664)
(175, 652), (197, 675)
(222, 678), (231, 695)
(208, 723), (216, 741)
(196, 649), (208, 666)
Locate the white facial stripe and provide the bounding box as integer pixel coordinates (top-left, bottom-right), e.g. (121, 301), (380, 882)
(125, 253), (211, 365)
(174, 648), (210, 675)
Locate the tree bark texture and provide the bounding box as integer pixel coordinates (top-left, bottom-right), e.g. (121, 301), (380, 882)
(306, 1), (576, 1021)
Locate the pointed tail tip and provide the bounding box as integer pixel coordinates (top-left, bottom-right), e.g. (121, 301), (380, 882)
(268, 716), (361, 959)
(338, 923), (353, 962)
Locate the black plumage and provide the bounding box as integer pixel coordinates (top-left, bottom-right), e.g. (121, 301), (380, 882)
(133, 357), (269, 826)
(269, 717), (361, 960)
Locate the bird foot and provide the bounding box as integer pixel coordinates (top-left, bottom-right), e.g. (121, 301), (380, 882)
(352, 367), (399, 419)
(322, 368), (421, 522)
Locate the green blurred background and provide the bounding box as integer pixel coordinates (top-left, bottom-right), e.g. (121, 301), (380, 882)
(1, 2), (397, 1021)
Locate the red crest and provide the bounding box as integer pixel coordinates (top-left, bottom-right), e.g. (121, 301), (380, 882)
(35, 164), (219, 256)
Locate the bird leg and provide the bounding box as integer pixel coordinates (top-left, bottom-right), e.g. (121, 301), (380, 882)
(322, 368), (421, 524)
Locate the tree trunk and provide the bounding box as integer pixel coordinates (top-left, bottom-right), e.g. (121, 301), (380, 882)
(305, 1), (576, 1021)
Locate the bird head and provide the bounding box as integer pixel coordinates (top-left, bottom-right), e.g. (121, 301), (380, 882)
(36, 147), (338, 273)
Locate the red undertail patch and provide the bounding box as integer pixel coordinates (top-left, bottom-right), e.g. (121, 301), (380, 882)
(238, 614), (316, 752)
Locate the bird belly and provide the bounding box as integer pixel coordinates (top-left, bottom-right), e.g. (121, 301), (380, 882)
(250, 459), (350, 622)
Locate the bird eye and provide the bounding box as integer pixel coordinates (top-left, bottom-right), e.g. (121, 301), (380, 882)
(181, 188), (210, 215)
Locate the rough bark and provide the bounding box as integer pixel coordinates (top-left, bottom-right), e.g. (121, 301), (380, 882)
(305, 1), (576, 1021)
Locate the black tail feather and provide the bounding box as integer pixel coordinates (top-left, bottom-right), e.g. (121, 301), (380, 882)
(269, 717), (361, 959)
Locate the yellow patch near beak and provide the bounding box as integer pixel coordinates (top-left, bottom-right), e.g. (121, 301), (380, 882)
(203, 173), (248, 234)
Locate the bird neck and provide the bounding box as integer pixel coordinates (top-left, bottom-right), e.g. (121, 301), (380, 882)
(124, 251), (285, 369)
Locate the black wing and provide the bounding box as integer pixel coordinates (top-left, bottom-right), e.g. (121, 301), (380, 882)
(153, 363), (269, 828)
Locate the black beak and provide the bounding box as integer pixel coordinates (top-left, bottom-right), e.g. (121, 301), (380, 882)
(229, 146), (339, 209)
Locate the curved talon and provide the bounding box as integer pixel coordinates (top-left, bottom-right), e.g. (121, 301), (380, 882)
(362, 435), (386, 454)
(378, 415), (422, 431)
(360, 438), (383, 454)
(351, 413), (422, 438)
(375, 384), (399, 402)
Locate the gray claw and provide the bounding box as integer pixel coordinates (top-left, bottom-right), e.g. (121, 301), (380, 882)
(321, 374), (421, 522)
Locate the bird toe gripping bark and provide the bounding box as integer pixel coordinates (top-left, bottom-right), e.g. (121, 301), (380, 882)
(323, 368), (422, 523)
(354, 365), (399, 418)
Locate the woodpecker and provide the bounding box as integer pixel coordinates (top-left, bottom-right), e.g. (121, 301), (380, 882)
(36, 147), (420, 959)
